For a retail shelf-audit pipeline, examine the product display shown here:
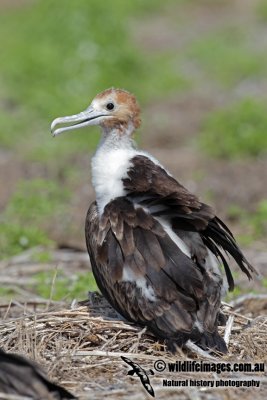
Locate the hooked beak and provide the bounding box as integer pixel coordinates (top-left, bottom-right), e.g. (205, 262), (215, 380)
(51, 106), (108, 137)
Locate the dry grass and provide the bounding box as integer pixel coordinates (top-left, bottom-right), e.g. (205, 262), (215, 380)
(0, 292), (266, 400)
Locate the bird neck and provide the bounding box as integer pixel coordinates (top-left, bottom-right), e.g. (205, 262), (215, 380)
(91, 126), (137, 215)
(97, 124), (137, 152)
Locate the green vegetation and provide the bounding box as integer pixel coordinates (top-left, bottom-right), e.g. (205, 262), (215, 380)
(0, 0), (187, 158)
(34, 270), (98, 301)
(227, 200), (267, 244)
(0, 0), (189, 260)
(256, 0), (267, 21)
(31, 250), (52, 263)
(0, 268), (97, 301)
(188, 28), (267, 86)
(249, 200), (267, 237)
(200, 99), (267, 159)
(0, 287), (18, 298)
(224, 286), (242, 302)
(0, 179), (69, 258)
(0, 0), (266, 302)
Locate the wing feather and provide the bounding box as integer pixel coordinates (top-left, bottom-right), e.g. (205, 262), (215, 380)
(85, 154), (256, 353)
(85, 200), (225, 351)
(123, 155), (256, 290)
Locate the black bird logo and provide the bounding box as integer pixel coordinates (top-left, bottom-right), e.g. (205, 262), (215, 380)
(121, 356), (155, 397)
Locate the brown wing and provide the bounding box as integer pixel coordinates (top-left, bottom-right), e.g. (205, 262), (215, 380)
(123, 155), (256, 290)
(0, 349), (75, 399)
(85, 200), (226, 352)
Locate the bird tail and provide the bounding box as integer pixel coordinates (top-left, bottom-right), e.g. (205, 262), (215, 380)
(166, 329), (227, 355)
(194, 331), (227, 354)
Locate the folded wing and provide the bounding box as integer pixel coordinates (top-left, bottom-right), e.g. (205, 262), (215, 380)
(85, 154), (256, 353)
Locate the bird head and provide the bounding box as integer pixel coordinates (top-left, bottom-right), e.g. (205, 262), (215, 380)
(51, 88), (141, 137)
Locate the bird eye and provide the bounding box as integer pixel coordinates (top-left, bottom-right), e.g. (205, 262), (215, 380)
(106, 102), (114, 111)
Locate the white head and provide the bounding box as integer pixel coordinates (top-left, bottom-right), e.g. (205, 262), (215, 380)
(51, 88), (141, 137)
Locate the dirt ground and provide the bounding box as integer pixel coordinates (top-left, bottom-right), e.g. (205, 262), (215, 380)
(0, 0), (267, 399)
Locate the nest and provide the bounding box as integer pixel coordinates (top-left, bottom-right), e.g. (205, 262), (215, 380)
(0, 293), (267, 400)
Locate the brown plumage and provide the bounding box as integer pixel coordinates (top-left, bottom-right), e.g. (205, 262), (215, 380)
(0, 349), (75, 399)
(51, 88), (257, 354)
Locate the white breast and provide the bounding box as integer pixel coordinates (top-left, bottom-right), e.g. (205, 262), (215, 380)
(91, 148), (136, 215)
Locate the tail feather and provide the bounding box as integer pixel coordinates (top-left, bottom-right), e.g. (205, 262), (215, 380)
(195, 331), (227, 354)
(201, 216), (257, 290)
(165, 328), (227, 355)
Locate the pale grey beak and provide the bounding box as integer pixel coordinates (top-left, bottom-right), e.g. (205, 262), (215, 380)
(51, 106), (108, 137)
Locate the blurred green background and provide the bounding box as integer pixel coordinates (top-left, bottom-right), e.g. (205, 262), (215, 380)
(0, 0), (266, 301)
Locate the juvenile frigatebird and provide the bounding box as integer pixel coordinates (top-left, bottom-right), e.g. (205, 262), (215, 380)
(51, 88), (256, 353)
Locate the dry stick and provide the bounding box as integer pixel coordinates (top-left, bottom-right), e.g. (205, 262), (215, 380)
(70, 350), (165, 361)
(224, 315), (235, 346)
(185, 340), (217, 361)
(46, 264), (59, 311)
(128, 326), (147, 353)
(0, 394), (31, 400)
(221, 301), (233, 308)
(0, 299), (62, 309)
(3, 299), (13, 320)
(226, 310), (252, 321)
(231, 293), (267, 307)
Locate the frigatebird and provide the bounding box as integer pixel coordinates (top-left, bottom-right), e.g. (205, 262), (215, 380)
(51, 88), (256, 353)
(0, 349), (75, 399)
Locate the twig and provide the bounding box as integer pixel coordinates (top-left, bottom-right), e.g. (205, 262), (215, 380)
(3, 300), (12, 320)
(221, 301), (233, 308)
(226, 310), (253, 321)
(46, 264), (59, 311)
(70, 350), (164, 361)
(0, 300), (63, 309)
(0, 395), (32, 400)
(224, 315), (235, 346)
(185, 340), (217, 360)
